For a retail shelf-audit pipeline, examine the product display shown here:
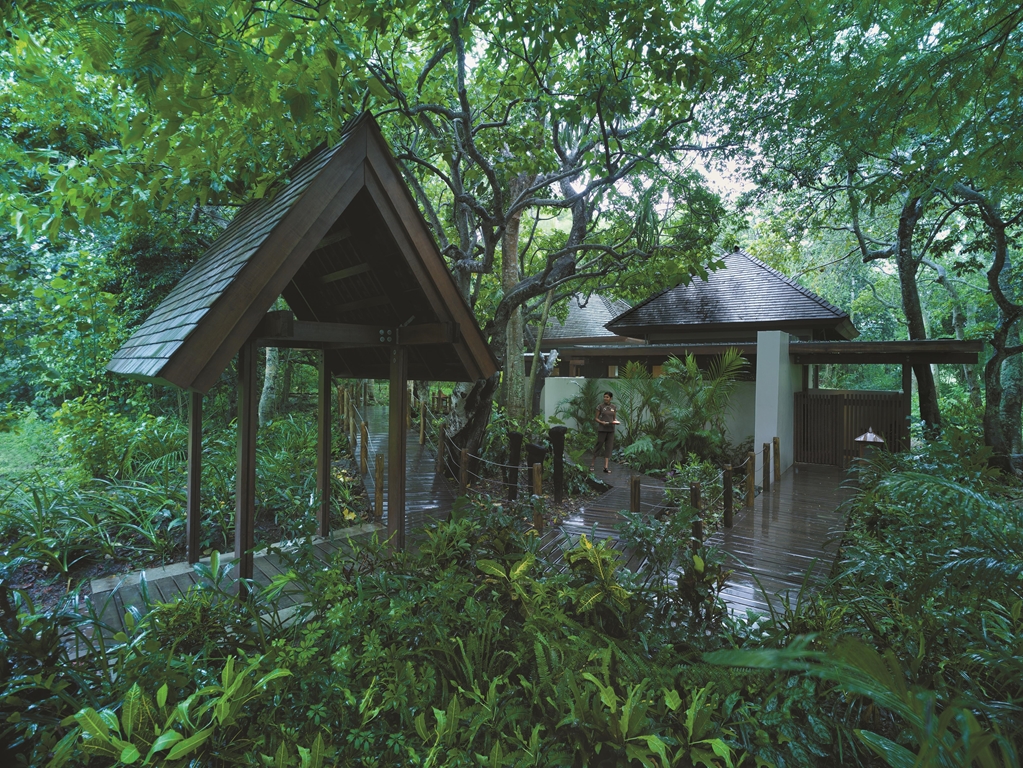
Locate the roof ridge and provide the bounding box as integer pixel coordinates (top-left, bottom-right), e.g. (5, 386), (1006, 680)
(733, 249), (849, 319)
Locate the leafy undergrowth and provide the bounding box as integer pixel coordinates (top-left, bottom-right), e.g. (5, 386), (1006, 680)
(0, 405), (371, 613)
(1, 429), (1021, 767)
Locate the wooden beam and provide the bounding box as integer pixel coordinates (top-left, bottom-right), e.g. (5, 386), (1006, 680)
(316, 352), (331, 537)
(320, 262), (371, 284)
(387, 346), (408, 550)
(186, 391), (202, 565)
(397, 323), (457, 345)
(336, 295), (391, 313)
(311, 227), (352, 252)
(255, 320), (457, 348)
(235, 342), (258, 595)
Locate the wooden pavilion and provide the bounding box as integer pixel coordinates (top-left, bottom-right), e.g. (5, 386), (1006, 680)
(107, 113), (497, 578)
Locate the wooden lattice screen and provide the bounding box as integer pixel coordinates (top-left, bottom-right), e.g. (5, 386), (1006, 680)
(794, 390), (907, 467)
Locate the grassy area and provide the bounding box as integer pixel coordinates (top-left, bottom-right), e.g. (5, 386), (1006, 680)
(0, 412), (56, 478)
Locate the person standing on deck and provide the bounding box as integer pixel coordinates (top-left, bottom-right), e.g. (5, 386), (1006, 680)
(590, 391), (619, 475)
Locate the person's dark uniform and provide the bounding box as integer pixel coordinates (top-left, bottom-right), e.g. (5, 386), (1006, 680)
(591, 393), (617, 473)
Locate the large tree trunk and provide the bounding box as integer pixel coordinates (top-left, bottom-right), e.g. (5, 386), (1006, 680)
(895, 195), (941, 430)
(444, 375), (499, 476)
(500, 174), (533, 422)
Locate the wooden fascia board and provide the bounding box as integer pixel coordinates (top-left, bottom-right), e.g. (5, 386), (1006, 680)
(362, 137), (496, 381)
(161, 126), (371, 393)
(792, 352), (979, 364)
(608, 318), (846, 336)
(790, 340), (981, 365)
(555, 344), (758, 358)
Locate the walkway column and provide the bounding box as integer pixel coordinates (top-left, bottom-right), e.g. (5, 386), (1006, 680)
(235, 342), (258, 591)
(388, 346), (409, 549)
(186, 391), (202, 564)
(316, 352), (332, 537)
(755, 331), (797, 479)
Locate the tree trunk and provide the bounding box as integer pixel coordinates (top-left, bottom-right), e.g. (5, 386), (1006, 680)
(1000, 328), (1023, 468)
(895, 194), (941, 430)
(500, 174), (532, 422)
(526, 290), (555, 417)
(258, 346), (280, 427)
(445, 375), (499, 474)
(277, 348), (292, 413)
(956, 182), (1023, 470)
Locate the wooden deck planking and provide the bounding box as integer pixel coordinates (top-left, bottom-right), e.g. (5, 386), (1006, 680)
(707, 463), (851, 616)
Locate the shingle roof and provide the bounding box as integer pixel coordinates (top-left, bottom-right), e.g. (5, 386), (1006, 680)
(107, 114), (497, 391)
(606, 249), (857, 340)
(541, 294), (635, 344)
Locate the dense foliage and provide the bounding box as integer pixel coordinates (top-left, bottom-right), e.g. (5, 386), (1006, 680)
(2, 431), (1021, 766)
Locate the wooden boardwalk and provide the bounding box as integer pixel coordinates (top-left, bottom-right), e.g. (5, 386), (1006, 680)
(708, 463), (852, 616)
(89, 404), (850, 631)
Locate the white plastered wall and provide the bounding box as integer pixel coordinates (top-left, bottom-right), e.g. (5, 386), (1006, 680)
(753, 331), (802, 482)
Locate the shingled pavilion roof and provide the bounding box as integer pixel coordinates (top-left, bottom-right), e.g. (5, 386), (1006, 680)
(107, 114), (497, 392)
(606, 248), (857, 341)
(540, 294), (637, 347)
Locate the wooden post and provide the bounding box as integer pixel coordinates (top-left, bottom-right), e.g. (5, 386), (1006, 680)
(387, 347), (408, 550)
(343, 388), (350, 430)
(723, 464), (733, 528)
(690, 483), (702, 549)
(360, 422), (369, 475)
(407, 382), (412, 428)
(629, 475), (641, 514)
(186, 391), (202, 564)
(436, 428), (446, 474)
(375, 454), (384, 520)
(460, 448), (469, 495)
(773, 436), (781, 482)
(235, 342), (257, 596)
(901, 362), (912, 451)
(508, 431), (523, 502)
(349, 400), (357, 458)
(419, 401), (426, 445)
(762, 443), (771, 493)
(746, 451), (755, 507)
(316, 353), (331, 538)
(532, 462), (543, 497)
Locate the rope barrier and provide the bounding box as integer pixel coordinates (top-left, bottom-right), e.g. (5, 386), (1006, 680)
(466, 452), (524, 471)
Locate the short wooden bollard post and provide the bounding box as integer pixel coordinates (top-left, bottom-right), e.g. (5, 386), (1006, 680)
(746, 451), (755, 507)
(436, 428), (446, 474)
(360, 422), (369, 475)
(690, 482), (703, 549)
(459, 448), (469, 495)
(374, 454), (384, 519)
(629, 475), (641, 514)
(532, 462), (543, 497)
(773, 436), (781, 482)
(508, 431), (523, 502)
(419, 403), (426, 445)
(762, 443), (771, 493)
(723, 464), (734, 528)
